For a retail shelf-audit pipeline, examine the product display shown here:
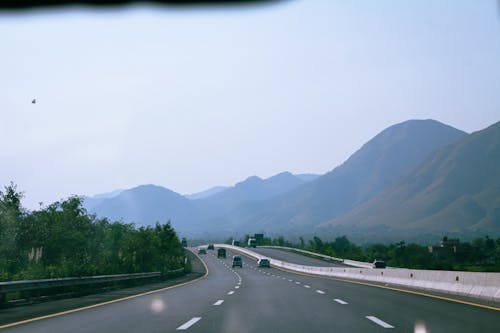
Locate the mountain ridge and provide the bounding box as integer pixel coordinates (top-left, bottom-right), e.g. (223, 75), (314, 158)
(213, 119), (468, 233)
(324, 120), (500, 232)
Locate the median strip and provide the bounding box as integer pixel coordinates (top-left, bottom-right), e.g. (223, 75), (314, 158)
(366, 316), (394, 328)
(177, 317), (202, 330)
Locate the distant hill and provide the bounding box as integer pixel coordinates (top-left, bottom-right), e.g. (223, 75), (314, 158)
(82, 119), (483, 239)
(83, 172), (316, 235)
(185, 186), (228, 200)
(88, 184), (201, 233)
(324, 121), (500, 233)
(216, 119), (467, 233)
(83, 189), (124, 211)
(295, 173), (320, 182)
(91, 189), (124, 199)
(192, 172), (310, 218)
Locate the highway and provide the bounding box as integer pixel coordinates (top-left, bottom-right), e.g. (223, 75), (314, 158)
(1, 247), (499, 332)
(251, 246), (347, 267)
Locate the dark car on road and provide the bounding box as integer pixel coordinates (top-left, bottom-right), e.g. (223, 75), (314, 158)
(232, 255), (242, 268)
(258, 258), (270, 267)
(217, 248), (226, 258)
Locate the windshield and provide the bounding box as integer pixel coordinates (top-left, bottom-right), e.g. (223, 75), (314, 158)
(1, 1), (499, 333)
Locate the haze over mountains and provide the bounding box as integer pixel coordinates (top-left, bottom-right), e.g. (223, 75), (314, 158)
(325, 120), (500, 233)
(216, 119), (467, 234)
(85, 172), (319, 233)
(83, 119), (500, 240)
(192, 172), (319, 220)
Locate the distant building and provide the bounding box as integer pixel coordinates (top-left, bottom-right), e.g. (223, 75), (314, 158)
(428, 237), (460, 254)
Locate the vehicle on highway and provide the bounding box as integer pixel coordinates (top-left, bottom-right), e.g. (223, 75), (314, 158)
(207, 244), (215, 250)
(372, 260), (386, 268)
(198, 247), (207, 255)
(257, 258), (270, 267)
(217, 248), (226, 258)
(247, 237), (257, 248)
(232, 255), (242, 268)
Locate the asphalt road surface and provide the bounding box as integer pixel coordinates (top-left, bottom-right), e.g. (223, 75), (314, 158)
(252, 247), (347, 267)
(1, 248), (499, 332)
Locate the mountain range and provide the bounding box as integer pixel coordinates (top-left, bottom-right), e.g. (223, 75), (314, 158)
(324, 120), (500, 233)
(83, 119), (500, 240)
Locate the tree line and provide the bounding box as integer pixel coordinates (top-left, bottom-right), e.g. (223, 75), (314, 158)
(0, 183), (186, 282)
(252, 234), (500, 272)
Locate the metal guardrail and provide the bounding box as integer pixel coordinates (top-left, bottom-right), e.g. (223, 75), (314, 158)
(0, 267), (187, 304)
(0, 272), (162, 294)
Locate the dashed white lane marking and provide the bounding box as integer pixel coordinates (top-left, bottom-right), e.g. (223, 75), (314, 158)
(227, 291), (235, 295)
(316, 290), (325, 294)
(282, 277), (286, 280)
(235, 286), (240, 289)
(366, 316), (394, 328)
(295, 281), (301, 285)
(213, 300), (224, 306)
(177, 317), (202, 330)
(334, 299), (348, 305)
(304, 285), (311, 288)
(288, 279), (293, 282)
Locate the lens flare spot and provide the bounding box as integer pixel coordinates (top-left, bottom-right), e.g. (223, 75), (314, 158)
(414, 321), (428, 333)
(150, 299), (165, 313)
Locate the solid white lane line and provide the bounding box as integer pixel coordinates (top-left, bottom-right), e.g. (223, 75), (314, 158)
(366, 316), (394, 328)
(334, 299), (348, 305)
(213, 300), (224, 306)
(227, 291), (235, 295)
(177, 317), (202, 330)
(316, 290), (325, 294)
(304, 285), (311, 288)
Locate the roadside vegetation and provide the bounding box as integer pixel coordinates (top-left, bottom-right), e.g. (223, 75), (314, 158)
(234, 234), (500, 272)
(0, 183), (186, 282)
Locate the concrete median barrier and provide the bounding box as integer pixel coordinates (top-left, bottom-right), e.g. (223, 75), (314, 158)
(217, 244), (500, 303)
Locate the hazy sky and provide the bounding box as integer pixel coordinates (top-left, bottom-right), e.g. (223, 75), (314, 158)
(1, 0), (499, 209)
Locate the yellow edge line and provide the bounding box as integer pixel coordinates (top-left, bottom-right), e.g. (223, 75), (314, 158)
(272, 265), (500, 312)
(0, 249), (209, 330)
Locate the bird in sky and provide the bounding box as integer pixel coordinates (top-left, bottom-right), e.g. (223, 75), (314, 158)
(32, 99), (36, 104)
